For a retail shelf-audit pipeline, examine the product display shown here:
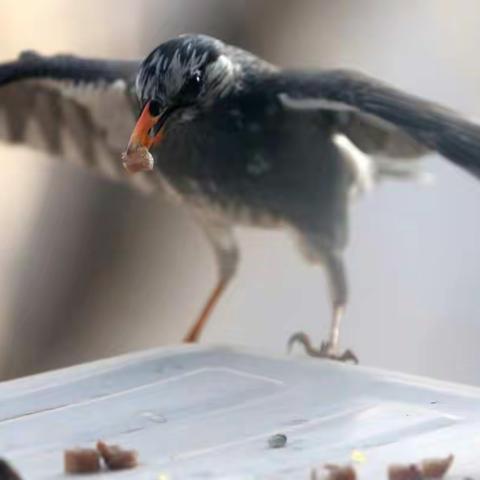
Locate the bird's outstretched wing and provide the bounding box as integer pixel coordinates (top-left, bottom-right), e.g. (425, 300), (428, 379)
(274, 69), (480, 180)
(0, 52), (158, 192)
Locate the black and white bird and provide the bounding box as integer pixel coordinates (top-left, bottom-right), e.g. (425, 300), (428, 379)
(1, 34), (479, 361)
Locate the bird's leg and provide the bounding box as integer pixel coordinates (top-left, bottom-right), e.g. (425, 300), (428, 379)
(288, 241), (358, 363)
(184, 277), (229, 342)
(184, 221), (239, 343)
(324, 303), (344, 355)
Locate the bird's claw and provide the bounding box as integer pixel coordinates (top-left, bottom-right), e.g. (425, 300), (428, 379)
(333, 347), (358, 363)
(287, 332), (358, 364)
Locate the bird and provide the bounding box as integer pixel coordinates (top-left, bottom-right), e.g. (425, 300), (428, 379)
(1, 34), (479, 362)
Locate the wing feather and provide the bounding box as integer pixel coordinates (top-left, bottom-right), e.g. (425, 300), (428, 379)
(275, 69), (480, 179)
(0, 52), (159, 192)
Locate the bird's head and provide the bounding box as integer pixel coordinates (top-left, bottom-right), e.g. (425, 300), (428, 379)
(123, 34), (237, 172)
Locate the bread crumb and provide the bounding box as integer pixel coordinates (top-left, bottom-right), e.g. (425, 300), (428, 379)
(388, 464), (422, 480)
(324, 464), (357, 480)
(388, 454), (454, 479)
(121, 146), (154, 174)
(64, 448), (101, 474)
(420, 454), (454, 478)
(96, 440), (138, 470)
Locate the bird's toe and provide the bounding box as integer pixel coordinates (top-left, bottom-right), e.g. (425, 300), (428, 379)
(287, 332), (358, 363)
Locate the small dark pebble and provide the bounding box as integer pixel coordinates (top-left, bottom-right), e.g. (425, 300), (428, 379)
(268, 433), (287, 449)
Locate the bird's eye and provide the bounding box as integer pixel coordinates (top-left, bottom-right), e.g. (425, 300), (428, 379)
(148, 100), (161, 117)
(181, 70), (203, 101)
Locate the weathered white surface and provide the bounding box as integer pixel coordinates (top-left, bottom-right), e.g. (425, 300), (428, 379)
(1, 345), (480, 479)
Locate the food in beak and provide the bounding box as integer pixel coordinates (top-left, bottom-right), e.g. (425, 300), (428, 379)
(121, 100), (164, 174)
(121, 146), (154, 174)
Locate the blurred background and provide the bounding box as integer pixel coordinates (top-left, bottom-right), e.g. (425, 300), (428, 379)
(0, 0), (479, 384)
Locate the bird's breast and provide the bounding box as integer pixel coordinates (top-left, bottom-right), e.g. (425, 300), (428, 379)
(153, 103), (346, 230)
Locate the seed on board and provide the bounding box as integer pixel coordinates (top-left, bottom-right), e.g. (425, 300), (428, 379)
(64, 448), (101, 474)
(96, 440), (138, 470)
(267, 433), (287, 449)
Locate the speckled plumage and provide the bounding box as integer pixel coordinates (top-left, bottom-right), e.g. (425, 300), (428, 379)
(1, 34), (480, 359)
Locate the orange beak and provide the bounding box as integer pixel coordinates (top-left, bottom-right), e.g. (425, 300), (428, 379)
(121, 101), (166, 174)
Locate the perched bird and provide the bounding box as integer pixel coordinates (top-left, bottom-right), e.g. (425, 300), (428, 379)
(1, 34), (479, 361)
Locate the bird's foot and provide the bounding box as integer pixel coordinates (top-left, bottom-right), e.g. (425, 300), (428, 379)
(287, 332), (358, 363)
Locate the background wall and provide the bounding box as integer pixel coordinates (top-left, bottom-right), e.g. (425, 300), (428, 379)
(0, 0), (479, 384)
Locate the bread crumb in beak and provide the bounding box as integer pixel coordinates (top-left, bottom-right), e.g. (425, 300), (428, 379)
(121, 146), (154, 174)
